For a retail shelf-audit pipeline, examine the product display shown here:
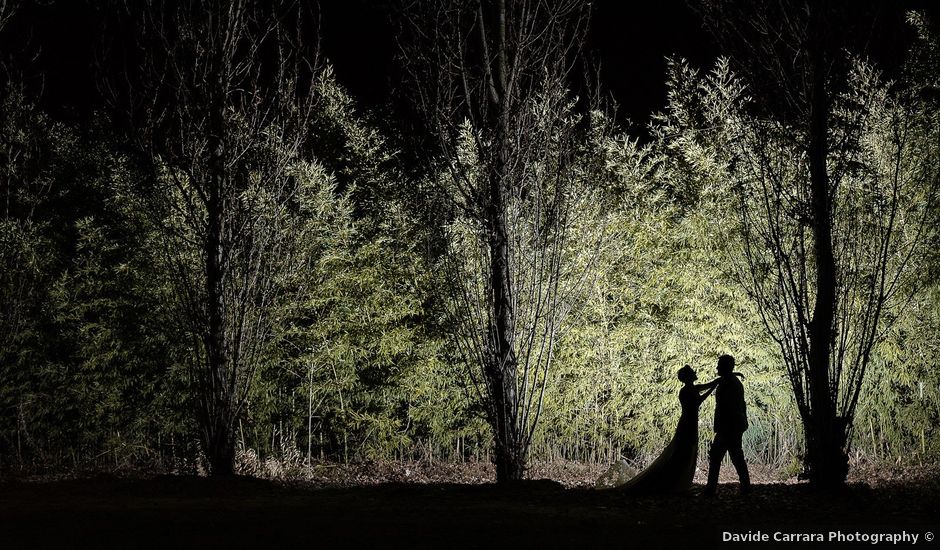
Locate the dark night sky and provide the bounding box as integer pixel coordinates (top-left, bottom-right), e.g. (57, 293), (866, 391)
(315, 0), (720, 129)
(2, 0), (935, 130)
(0, 0), (720, 128)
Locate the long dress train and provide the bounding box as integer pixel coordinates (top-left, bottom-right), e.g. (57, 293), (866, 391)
(620, 384), (704, 494)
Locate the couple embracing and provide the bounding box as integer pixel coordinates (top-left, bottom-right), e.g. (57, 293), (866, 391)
(621, 354), (751, 496)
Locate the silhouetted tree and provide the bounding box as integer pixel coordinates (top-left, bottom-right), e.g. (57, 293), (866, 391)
(113, 0), (320, 476)
(399, 0), (603, 482)
(694, 0), (940, 487)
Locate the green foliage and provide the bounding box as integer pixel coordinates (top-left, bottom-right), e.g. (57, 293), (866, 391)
(245, 76), (462, 463)
(532, 102), (795, 466)
(0, 86), (194, 467)
(1, 28), (938, 475)
(644, 52), (940, 466)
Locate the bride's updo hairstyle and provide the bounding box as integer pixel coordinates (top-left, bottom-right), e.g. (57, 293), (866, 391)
(677, 365), (696, 383)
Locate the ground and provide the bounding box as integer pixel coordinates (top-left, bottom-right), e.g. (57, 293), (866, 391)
(1, 463), (937, 549)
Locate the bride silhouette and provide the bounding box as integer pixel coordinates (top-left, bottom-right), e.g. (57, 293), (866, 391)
(621, 365), (739, 494)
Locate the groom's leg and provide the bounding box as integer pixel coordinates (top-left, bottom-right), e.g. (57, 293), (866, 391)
(704, 435), (727, 493)
(727, 431), (751, 492)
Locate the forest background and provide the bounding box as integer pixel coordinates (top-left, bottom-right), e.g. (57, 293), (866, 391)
(1, 0), (938, 481)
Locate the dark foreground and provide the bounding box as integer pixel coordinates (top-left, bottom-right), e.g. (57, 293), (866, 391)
(1, 474), (937, 549)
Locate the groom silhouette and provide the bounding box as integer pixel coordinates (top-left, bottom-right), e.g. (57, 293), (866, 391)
(703, 354), (751, 495)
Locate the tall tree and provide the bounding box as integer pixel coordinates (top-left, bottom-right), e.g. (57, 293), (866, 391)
(112, 0), (320, 475)
(694, 0), (940, 486)
(399, 0), (602, 482)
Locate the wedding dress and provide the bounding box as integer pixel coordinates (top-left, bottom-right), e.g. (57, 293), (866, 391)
(620, 383), (708, 494)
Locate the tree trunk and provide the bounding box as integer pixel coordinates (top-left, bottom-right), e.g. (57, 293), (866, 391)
(203, 108), (235, 477)
(805, 4), (848, 488)
(482, 0), (525, 484)
(206, 412), (235, 476)
(487, 164), (524, 483)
